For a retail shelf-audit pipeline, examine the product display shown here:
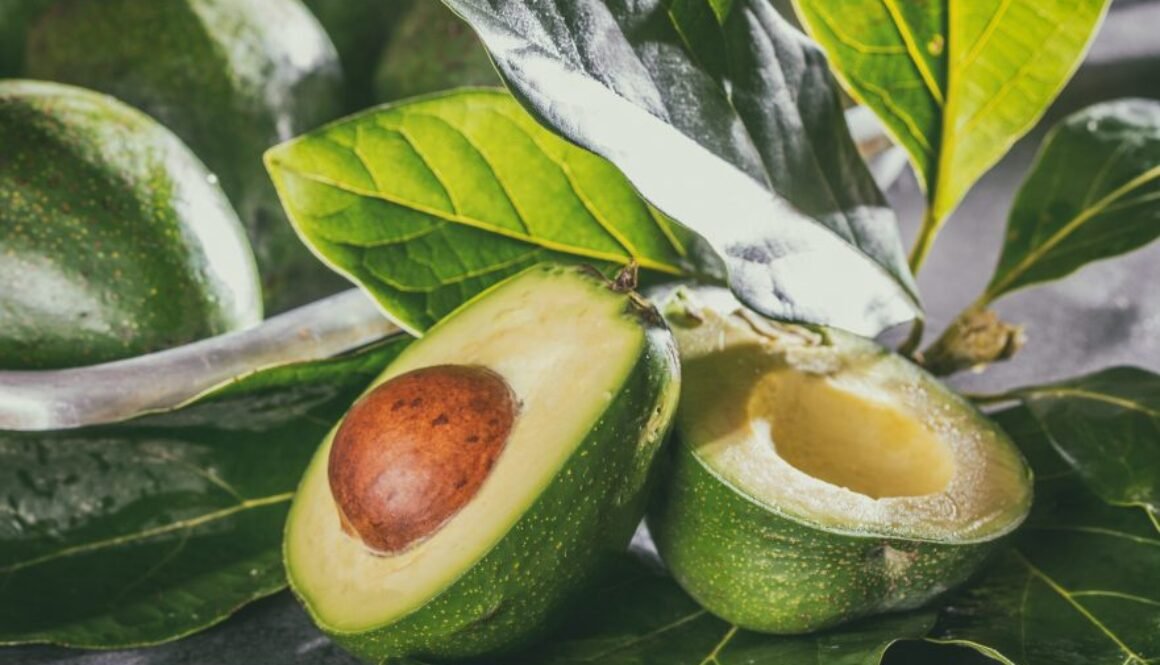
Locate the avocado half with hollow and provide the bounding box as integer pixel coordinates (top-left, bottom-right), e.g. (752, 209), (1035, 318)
(286, 264), (680, 661)
(648, 288), (1032, 634)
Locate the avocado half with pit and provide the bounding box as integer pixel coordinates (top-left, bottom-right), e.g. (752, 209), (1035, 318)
(286, 264), (680, 661)
(648, 288), (1033, 634)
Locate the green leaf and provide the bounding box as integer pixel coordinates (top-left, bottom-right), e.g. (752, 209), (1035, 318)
(793, 0), (1110, 261)
(983, 100), (1160, 303)
(1013, 367), (1160, 529)
(932, 406), (1160, 665)
(0, 336), (410, 648)
(502, 554), (934, 664)
(266, 89), (715, 335)
(439, 0), (921, 338)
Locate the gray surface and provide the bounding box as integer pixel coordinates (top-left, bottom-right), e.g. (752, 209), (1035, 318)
(7, 2), (1160, 663)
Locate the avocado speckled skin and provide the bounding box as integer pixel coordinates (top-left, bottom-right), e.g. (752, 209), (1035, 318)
(372, 0), (498, 104)
(295, 296), (681, 661)
(302, 0), (414, 109)
(0, 80), (261, 369)
(25, 0), (348, 312)
(646, 307), (1032, 635)
(0, 0), (53, 76)
(649, 439), (996, 634)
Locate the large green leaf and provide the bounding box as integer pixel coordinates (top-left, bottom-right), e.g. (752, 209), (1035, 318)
(266, 89), (716, 335)
(0, 336), (409, 648)
(439, 0), (921, 338)
(982, 100), (1160, 303)
(793, 0), (1110, 266)
(931, 406), (1160, 664)
(496, 554), (934, 664)
(1012, 367), (1160, 529)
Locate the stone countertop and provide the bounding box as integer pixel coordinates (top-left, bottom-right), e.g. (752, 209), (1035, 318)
(8, 1), (1160, 663)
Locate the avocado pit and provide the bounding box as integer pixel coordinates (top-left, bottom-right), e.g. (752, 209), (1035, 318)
(327, 364), (517, 555)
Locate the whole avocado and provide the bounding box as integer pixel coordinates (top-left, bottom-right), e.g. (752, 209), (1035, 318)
(373, 0), (498, 103)
(0, 80), (261, 369)
(302, 0), (414, 108)
(25, 0), (348, 312)
(0, 0), (53, 76)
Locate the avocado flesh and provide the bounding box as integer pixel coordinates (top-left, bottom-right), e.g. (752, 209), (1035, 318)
(287, 264), (679, 658)
(649, 288), (1032, 633)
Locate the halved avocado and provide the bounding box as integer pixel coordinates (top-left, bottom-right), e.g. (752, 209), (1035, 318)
(286, 264), (680, 661)
(0, 80), (261, 369)
(648, 287), (1032, 634)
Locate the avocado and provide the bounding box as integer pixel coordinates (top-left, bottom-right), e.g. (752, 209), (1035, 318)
(285, 264), (680, 661)
(0, 0), (53, 76)
(302, 0), (414, 109)
(25, 0), (348, 312)
(0, 80), (261, 369)
(372, 0), (498, 103)
(648, 287), (1033, 634)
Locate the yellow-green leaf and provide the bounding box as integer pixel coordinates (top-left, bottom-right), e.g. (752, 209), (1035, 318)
(795, 0), (1110, 260)
(266, 89), (717, 335)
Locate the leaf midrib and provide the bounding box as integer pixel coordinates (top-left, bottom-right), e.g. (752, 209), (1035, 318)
(0, 492), (293, 575)
(1022, 387), (1160, 419)
(983, 164), (1160, 302)
(1012, 549), (1149, 664)
(269, 161), (685, 276)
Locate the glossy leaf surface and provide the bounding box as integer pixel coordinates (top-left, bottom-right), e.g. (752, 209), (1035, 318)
(0, 337), (409, 648)
(440, 0), (920, 337)
(1015, 367), (1160, 527)
(267, 89), (714, 334)
(984, 99), (1160, 302)
(933, 407), (1160, 664)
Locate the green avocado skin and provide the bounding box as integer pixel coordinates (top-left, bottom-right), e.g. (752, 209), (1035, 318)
(648, 440), (996, 634)
(314, 317), (681, 661)
(0, 80), (261, 369)
(0, 0), (53, 76)
(373, 0), (498, 104)
(25, 0), (348, 312)
(302, 0), (414, 109)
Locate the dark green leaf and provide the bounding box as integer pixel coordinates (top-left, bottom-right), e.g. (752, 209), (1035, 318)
(440, 0), (920, 337)
(794, 0), (1109, 236)
(503, 554), (934, 665)
(1013, 366), (1160, 529)
(983, 100), (1160, 303)
(932, 407), (1160, 665)
(266, 89), (717, 334)
(0, 336), (410, 648)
